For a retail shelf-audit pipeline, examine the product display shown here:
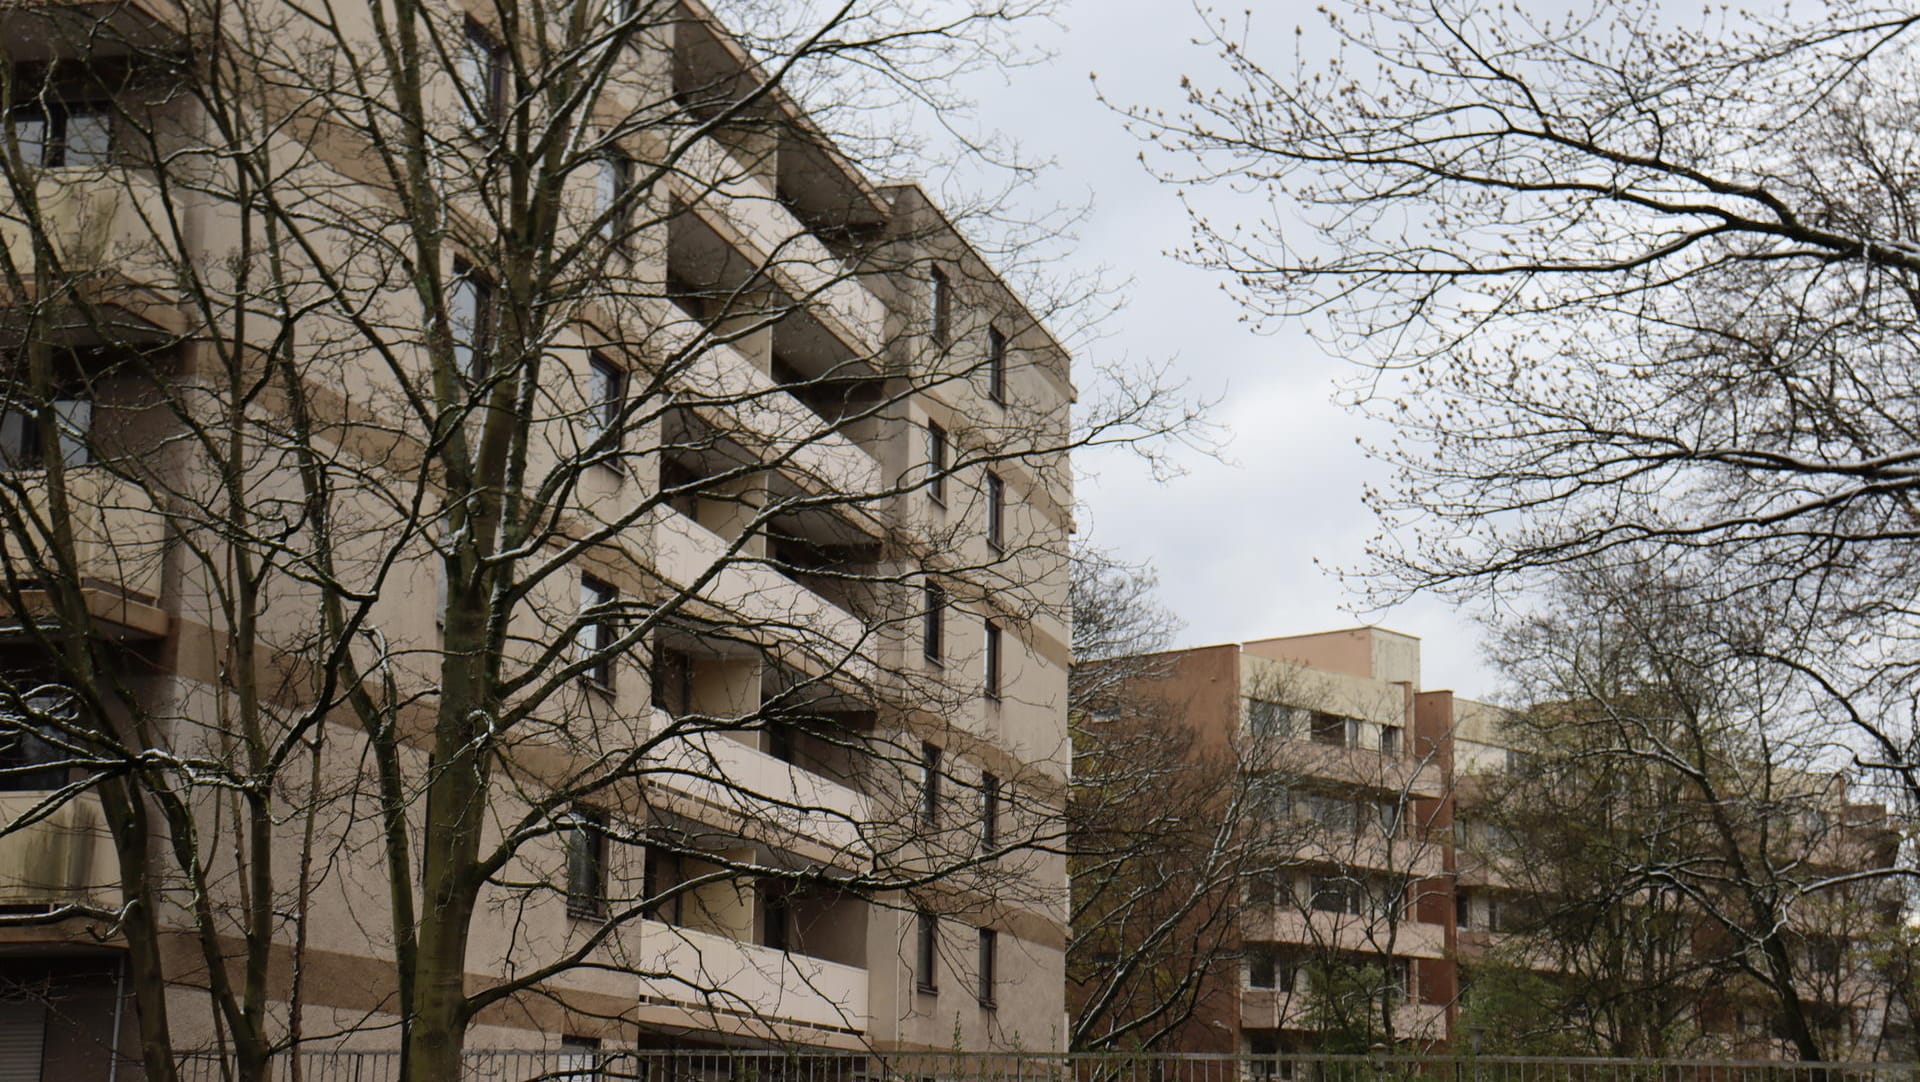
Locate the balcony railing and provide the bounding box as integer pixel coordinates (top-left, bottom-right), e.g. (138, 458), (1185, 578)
(0, 466), (168, 635)
(0, 790), (118, 908)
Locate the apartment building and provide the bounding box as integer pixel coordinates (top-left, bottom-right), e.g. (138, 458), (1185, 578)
(0, 0), (1073, 1075)
(1080, 626), (1904, 1058)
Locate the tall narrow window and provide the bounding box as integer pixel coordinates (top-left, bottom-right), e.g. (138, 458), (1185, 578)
(1378, 724), (1402, 758)
(983, 620), (1002, 702)
(915, 910), (939, 992)
(762, 885), (792, 952)
(1248, 946), (1277, 989)
(450, 260), (494, 380)
(985, 471), (1004, 553)
(565, 809), (607, 918)
(922, 582), (945, 662)
(650, 644), (692, 717)
(578, 575), (616, 688)
(586, 353), (624, 455)
(596, 153), (633, 243)
(929, 266), (951, 346)
(986, 325), (1007, 403)
(977, 927), (997, 1008)
(459, 18), (506, 125)
(925, 422), (948, 506)
(980, 772), (1000, 849)
(921, 743), (943, 826)
(643, 845), (682, 924)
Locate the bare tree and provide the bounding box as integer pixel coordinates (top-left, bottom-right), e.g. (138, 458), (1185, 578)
(1114, 0), (1920, 1050)
(0, 1), (1199, 1079)
(1464, 565), (1906, 1060)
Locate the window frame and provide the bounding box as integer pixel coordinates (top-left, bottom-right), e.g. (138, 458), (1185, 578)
(976, 927), (997, 1009)
(986, 324), (1007, 404)
(577, 574), (617, 690)
(922, 581), (945, 663)
(915, 910), (939, 993)
(596, 151), (634, 244)
(449, 259), (495, 381)
(9, 101), (112, 169)
(921, 742), (942, 827)
(929, 265), (951, 346)
(0, 686), (77, 792)
(649, 643), (692, 717)
(564, 808), (608, 919)
(585, 351), (625, 460)
(925, 421), (948, 506)
(980, 772), (1000, 849)
(983, 619), (1002, 702)
(460, 17), (507, 127)
(985, 471), (1004, 553)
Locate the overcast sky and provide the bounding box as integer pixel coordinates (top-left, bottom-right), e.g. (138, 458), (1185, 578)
(943, 0), (1503, 699)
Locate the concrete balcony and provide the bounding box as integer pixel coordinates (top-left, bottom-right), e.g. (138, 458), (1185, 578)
(652, 729), (870, 857)
(653, 507), (869, 661)
(1252, 910), (1447, 960)
(0, 791), (118, 908)
(1261, 739), (1445, 799)
(681, 340), (883, 497)
(0, 467), (168, 637)
(680, 139), (885, 355)
(635, 918), (868, 1034)
(0, 169), (181, 340)
(1291, 834), (1445, 878)
(1, 0), (187, 61)
(1240, 988), (1446, 1038)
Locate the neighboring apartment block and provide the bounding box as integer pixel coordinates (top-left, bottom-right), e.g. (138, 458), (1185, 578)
(1082, 627), (1904, 1058)
(0, 0), (1073, 1075)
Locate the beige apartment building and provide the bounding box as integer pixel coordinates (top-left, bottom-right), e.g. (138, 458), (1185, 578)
(0, 0), (1074, 1075)
(1087, 626), (1904, 1058)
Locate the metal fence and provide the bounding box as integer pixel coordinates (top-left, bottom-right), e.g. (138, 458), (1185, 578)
(170, 1052), (1920, 1082)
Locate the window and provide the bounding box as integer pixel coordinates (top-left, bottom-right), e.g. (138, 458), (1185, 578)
(929, 266), (951, 346)
(449, 260), (494, 379)
(577, 575), (616, 688)
(1310, 712), (1358, 749)
(986, 325), (1007, 404)
(1309, 874), (1361, 915)
(560, 1036), (602, 1082)
(1248, 700), (1294, 739)
(921, 743), (942, 826)
(1379, 725), (1401, 757)
(915, 910), (938, 992)
(642, 845), (682, 924)
(0, 687), (75, 792)
(585, 352), (624, 454)
(925, 422), (948, 505)
(1390, 958), (1413, 1003)
(596, 153), (633, 243)
(977, 927), (997, 1008)
(650, 644), (692, 717)
(1248, 947), (1277, 989)
(1304, 793), (1357, 835)
(922, 581), (945, 662)
(10, 102), (111, 168)
(985, 471), (1004, 552)
(762, 885), (791, 952)
(1374, 798), (1403, 838)
(983, 620), (1002, 702)
(980, 772), (1000, 849)
(458, 18), (506, 125)
(0, 393), (91, 468)
(564, 809), (607, 918)
(1455, 889), (1472, 930)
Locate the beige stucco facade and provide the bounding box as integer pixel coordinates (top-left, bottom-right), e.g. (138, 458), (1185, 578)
(0, 0), (1073, 1071)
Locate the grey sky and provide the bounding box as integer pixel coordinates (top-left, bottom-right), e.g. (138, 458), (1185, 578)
(952, 0), (1502, 699)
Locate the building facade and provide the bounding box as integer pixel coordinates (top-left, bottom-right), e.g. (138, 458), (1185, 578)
(1082, 627), (1904, 1058)
(0, 0), (1074, 1074)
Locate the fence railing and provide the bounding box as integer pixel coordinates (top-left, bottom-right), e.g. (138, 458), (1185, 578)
(170, 1052), (1920, 1082)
